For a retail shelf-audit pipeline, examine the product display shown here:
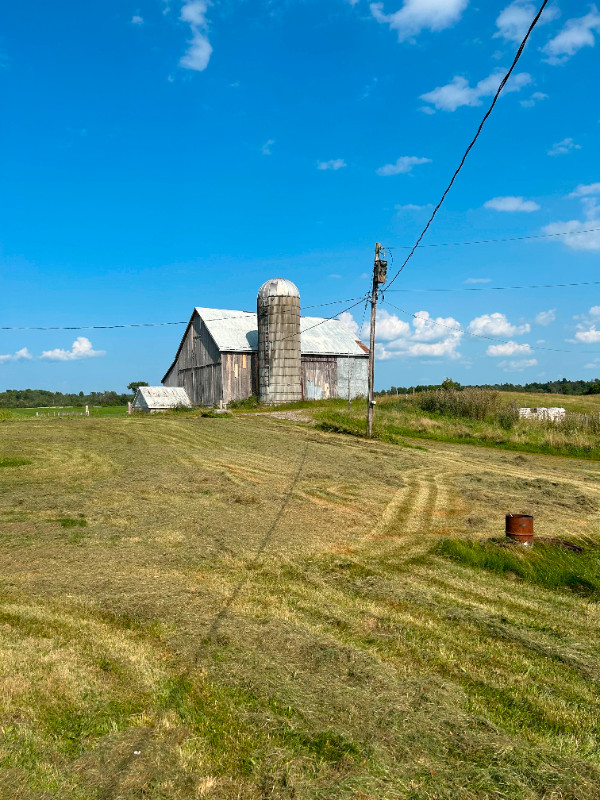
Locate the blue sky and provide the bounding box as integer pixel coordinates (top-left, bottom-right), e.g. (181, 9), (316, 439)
(1, 0), (599, 392)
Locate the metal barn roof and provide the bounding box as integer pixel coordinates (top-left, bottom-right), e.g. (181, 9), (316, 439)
(194, 307), (368, 356)
(132, 386), (192, 409)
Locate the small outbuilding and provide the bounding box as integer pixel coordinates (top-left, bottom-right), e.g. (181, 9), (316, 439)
(131, 386), (192, 412)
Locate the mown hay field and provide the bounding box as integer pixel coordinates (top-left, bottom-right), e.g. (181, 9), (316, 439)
(1, 412), (600, 799)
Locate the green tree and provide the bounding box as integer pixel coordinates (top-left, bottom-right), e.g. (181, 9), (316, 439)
(441, 377), (461, 391)
(127, 381), (149, 395)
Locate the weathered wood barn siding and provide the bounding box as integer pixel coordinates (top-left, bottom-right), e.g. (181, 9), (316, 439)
(221, 352), (258, 404)
(163, 313), (223, 407)
(302, 356), (337, 400)
(302, 355), (368, 400)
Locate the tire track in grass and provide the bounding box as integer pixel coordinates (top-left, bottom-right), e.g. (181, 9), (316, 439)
(368, 468), (457, 542)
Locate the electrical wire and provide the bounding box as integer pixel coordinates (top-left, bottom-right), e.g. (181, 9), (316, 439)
(0, 297), (369, 332)
(386, 226), (600, 250)
(382, 298), (600, 355)
(384, 0), (550, 290)
(387, 280), (600, 293)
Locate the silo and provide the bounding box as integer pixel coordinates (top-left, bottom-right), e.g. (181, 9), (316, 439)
(257, 278), (302, 404)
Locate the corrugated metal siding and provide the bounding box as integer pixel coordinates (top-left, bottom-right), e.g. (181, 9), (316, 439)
(336, 356), (368, 400)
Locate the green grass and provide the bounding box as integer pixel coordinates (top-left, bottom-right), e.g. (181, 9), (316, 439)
(56, 516), (88, 529)
(315, 392), (600, 460)
(0, 456), (32, 467)
(9, 406), (129, 418)
(438, 537), (600, 598)
(1, 412), (600, 798)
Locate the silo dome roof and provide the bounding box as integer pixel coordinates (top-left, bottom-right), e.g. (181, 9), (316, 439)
(257, 277), (300, 300)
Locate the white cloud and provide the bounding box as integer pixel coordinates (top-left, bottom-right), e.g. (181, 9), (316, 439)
(569, 183), (600, 198)
(584, 358), (600, 369)
(486, 341), (532, 356)
(372, 309), (463, 360)
(343, 307), (463, 360)
(464, 277), (491, 284)
(575, 327), (600, 343)
(573, 306), (600, 342)
(547, 137), (581, 156)
(520, 91), (548, 108)
(495, 1), (559, 43)
(407, 338), (462, 358)
(542, 8), (600, 64)
(468, 312), (530, 337)
(499, 358), (538, 370)
(541, 220), (600, 251)
(395, 203), (434, 211)
(484, 195), (540, 212)
(0, 347), (32, 364)
(420, 69), (531, 112)
(338, 312), (360, 336)
(179, 1), (213, 72)
(542, 182), (600, 250)
(131, 15), (144, 25)
(411, 310), (461, 342)
(372, 309), (411, 341)
(317, 159), (347, 171)
(261, 139), (275, 155)
(535, 309), (556, 326)
(370, 0), (468, 42)
(40, 337), (105, 362)
(376, 155), (431, 176)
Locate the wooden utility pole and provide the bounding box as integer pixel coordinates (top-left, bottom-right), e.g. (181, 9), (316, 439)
(367, 242), (387, 437)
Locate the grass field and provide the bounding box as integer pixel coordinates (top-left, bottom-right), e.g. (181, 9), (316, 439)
(6, 406), (128, 418)
(316, 392), (600, 461)
(1, 411), (600, 799)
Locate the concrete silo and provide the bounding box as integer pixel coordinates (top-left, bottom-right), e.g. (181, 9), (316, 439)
(257, 278), (302, 404)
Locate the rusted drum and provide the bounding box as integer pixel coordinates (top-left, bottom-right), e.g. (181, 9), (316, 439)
(506, 514), (534, 545)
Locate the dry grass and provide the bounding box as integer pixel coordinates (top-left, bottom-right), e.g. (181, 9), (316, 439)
(1, 413), (600, 798)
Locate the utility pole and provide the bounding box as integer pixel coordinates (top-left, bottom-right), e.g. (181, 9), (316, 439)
(347, 353), (352, 411)
(367, 242), (387, 437)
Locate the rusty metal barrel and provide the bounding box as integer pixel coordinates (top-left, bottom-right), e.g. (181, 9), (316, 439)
(506, 514), (534, 545)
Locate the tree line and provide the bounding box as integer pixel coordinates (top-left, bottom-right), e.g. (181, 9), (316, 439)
(376, 377), (600, 397)
(0, 382), (148, 408)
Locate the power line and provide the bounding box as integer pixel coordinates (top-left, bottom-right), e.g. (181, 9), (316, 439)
(387, 226), (600, 250)
(384, 0), (550, 290)
(382, 299), (600, 355)
(0, 297), (368, 332)
(387, 279), (600, 294)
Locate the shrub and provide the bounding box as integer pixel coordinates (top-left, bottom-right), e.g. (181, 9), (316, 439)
(415, 388), (500, 421)
(497, 402), (520, 431)
(228, 395), (260, 410)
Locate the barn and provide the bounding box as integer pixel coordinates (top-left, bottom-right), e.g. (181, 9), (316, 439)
(162, 278), (369, 407)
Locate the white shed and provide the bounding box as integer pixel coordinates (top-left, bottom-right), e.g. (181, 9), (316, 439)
(131, 386), (192, 412)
